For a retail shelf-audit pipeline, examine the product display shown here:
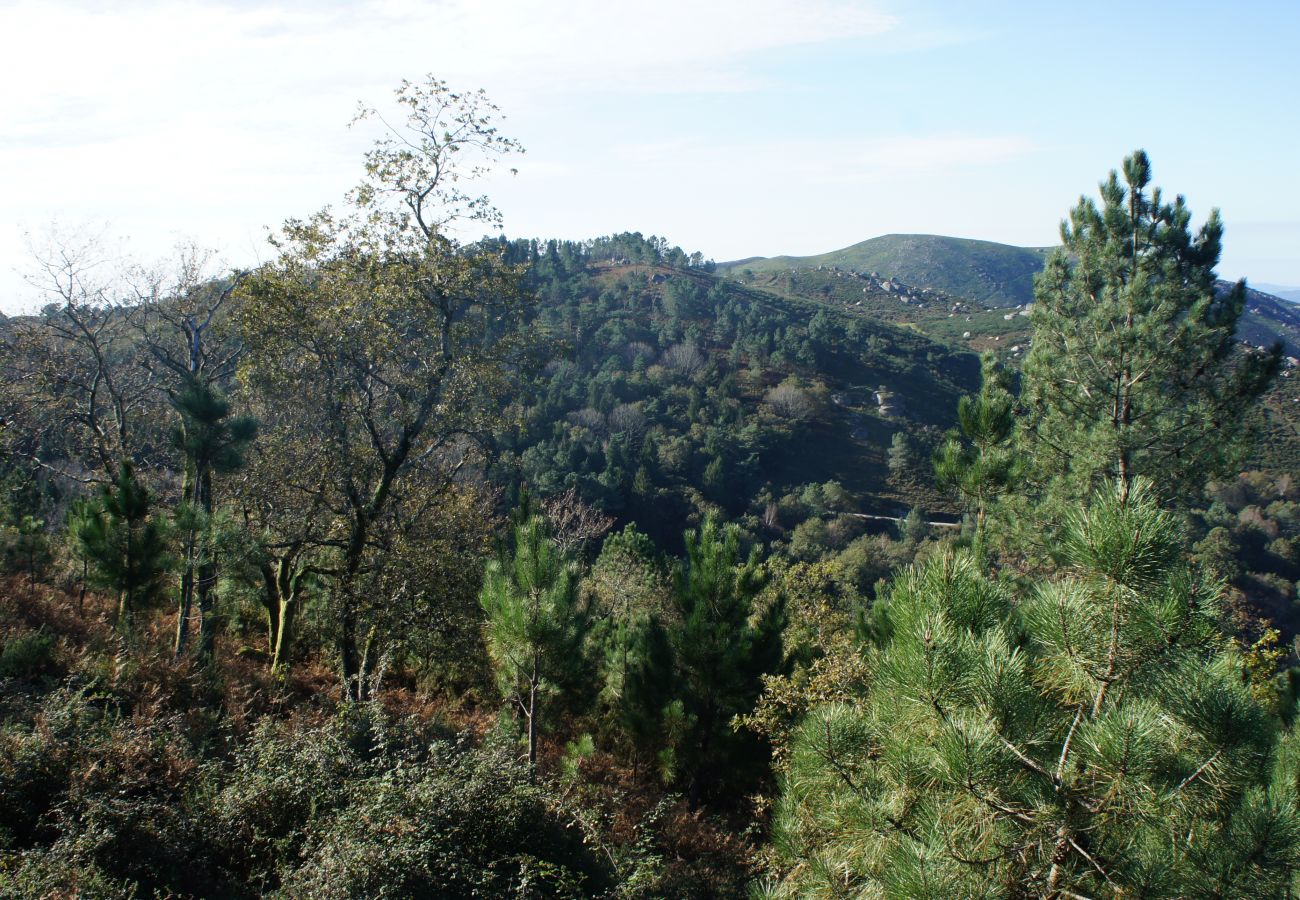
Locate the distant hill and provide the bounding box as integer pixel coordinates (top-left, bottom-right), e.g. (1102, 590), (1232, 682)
(721, 234), (1300, 356)
(1254, 283), (1300, 305)
(1237, 282), (1300, 356)
(717, 234), (1052, 308)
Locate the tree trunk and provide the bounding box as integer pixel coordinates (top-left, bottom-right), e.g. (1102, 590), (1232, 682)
(338, 513), (370, 702)
(261, 561), (281, 660)
(357, 625), (379, 701)
(688, 697), (716, 810)
(117, 590), (131, 636)
(174, 450), (198, 657)
(196, 559), (217, 660)
(272, 592), (297, 673)
(174, 561), (195, 656)
(339, 592), (362, 701)
(1044, 823), (1072, 896)
(527, 658), (540, 778)
(194, 470), (217, 662)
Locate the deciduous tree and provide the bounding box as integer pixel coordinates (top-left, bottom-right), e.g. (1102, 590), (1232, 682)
(237, 77), (529, 700)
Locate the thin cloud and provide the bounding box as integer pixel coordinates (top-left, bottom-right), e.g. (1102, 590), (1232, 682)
(614, 135), (1035, 181)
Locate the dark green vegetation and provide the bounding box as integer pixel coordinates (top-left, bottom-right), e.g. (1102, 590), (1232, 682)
(487, 231), (981, 544)
(769, 485), (1300, 898)
(2, 79), (1300, 897)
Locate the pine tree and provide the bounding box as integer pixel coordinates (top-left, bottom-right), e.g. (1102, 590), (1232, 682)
(887, 431), (914, 484)
(1022, 150), (1278, 512)
(69, 461), (170, 639)
(6, 515), (51, 594)
(933, 352), (1019, 548)
(480, 515), (588, 772)
(671, 515), (784, 805)
(598, 610), (680, 777)
(170, 376), (257, 659)
(766, 481), (1300, 897)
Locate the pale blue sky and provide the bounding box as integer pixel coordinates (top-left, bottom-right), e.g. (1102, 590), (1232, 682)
(2, 0), (1297, 312)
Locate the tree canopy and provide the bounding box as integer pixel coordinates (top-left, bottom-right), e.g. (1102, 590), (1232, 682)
(1021, 150), (1279, 511)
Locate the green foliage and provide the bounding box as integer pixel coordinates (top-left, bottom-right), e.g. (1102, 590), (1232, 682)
(1022, 150), (1280, 511)
(894, 507), (930, 545)
(671, 515), (785, 803)
(933, 352), (1019, 545)
(0, 629), (56, 680)
(278, 749), (607, 898)
(480, 515), (590, 767)
(2, 515), (53, 586)
(767, 481), (1300, 897)
(68, 460), (171, 635)
(598, 608), (679, 776)
(886, 430), (914, 481)
(170, 375), (258, 484)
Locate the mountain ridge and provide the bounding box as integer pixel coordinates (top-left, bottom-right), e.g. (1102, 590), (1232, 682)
(718, 232), (1300, 355)
(717, 233), (1051, 308)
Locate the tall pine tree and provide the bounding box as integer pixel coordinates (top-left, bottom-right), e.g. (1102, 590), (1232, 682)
(933, 352), (1019, 550)
(672, 515), (784, 806)
(170, 376), (257, 659)
(1021, 150), (1278, 516)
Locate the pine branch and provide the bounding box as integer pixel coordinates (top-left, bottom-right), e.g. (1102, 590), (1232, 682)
(1172, 749), (1223, 796)
(1057, 705), (1085, 784)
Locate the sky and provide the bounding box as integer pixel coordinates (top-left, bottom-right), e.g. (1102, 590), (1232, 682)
(2, 0), (1298, 313)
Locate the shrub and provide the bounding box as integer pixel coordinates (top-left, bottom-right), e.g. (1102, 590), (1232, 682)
(0, 629), (56, 680)
(278, 739), (610, 898)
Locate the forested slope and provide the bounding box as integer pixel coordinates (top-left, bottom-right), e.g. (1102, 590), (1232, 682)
(488, 233), (980, 547)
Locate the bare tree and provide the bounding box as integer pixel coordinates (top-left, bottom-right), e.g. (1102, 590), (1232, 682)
(623, 341), (655, 368)
(662, 342), (705, 378)
(764, 381), (815, 421)
(1, 231), (155, 485)
(541, 488), (614, 558)
(607, 402), (647, 448)
(566, 407), (606, 436)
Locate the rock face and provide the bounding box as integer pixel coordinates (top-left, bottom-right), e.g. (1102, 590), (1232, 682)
(874, 389), (905, 418)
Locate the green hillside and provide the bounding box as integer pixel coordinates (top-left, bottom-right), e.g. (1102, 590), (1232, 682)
(718, 233), (1052, 307)
(1239, 283), (1300, 356)
(734, 257), (1300, 481)
(487, 234), (980, 547)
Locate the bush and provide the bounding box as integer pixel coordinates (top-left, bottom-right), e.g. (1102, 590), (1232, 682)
(1, 688), (616, 898)
(0, 687), (221, 896)
(278, 739), (611, 899)
(202, 717), (362, 891)
(0, 630), (56, 680)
